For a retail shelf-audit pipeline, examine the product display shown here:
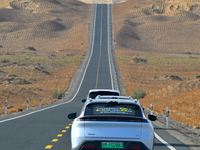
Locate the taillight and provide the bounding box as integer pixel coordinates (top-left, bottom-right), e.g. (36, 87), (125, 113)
(84, 146), (95, 148)
(130, 147), (141, 149)
(78, 118), (84, 121)
(140, 118), (148, 123)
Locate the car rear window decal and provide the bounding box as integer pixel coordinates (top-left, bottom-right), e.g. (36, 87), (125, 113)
(96, 107), (132, 114)
(85, 103), (142, 117)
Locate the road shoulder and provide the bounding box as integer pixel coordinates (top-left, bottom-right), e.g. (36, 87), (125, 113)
(144, 108), (200, 150)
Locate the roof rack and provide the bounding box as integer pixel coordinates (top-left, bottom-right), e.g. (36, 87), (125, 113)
(131, 99), (141, 105)
(96, 95), (133, 100)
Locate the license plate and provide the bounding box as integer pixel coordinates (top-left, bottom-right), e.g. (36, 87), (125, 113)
(102, 142), (124, 149)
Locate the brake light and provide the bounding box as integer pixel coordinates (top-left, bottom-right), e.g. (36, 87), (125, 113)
(130, 147), (141, 149)
(84, 146), (95, 148)
(140, 118), (148, 123)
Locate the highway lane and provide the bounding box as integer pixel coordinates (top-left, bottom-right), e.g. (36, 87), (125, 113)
(80, 4), (113, 90)
(0, 4), (191, 150)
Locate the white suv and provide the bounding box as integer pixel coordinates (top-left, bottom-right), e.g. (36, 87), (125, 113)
(68, 96), (157, 150)
(82, 89), (120, 103)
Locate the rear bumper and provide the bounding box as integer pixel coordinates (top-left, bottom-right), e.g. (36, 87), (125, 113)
(72, 141), (152, 150)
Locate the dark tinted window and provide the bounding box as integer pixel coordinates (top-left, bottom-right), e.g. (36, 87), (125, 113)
(89, 91), (119, 99)
(85, 103), (142, 117)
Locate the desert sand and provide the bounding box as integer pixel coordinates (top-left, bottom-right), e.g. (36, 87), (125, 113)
(0, 0), (90, 113)
(79, 0), (128, 4)
(113, 0), (200, 127)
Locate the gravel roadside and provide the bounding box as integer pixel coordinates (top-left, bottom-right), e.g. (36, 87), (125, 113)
(144, 108), (200, 150)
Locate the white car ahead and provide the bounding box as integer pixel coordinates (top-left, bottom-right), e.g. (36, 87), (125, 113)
(68, 96), (157, 150)
(82, 89), (120, 103)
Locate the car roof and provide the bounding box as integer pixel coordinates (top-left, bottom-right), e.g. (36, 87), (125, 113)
(88, 89), (120, 93)
(86, 96), (141, 106)
(96, 95), (132, 100)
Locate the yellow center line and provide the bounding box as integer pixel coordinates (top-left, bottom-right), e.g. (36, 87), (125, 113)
(57, 134), (62, 137)
(52, 139), (58, 142)
(45, 145), (53, 149)
(45, 125), (70, 149)
(95, 4), (103, 89)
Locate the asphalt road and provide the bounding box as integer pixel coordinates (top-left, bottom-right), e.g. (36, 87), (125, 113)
(0, 4), (192, 150)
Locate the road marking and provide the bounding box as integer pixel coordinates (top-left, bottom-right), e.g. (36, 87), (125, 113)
(95, 4), (103, 89)
(45, 145), (53, 149)
(57, 134), (62, 137)
(69, 123), (72, 125)
(155, 132), (177, 150)
(65, 126), (70, 129)
(46, 125), (69, 149)
(52, 139), (58, 142)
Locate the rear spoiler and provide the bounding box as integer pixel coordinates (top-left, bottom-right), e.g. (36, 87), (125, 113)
(78, 115), (148, 122)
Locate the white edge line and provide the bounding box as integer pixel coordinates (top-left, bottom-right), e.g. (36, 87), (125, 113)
(107, 4), (114, 90)
(155, 132), (177, 150)
(0, 4), (97, 124)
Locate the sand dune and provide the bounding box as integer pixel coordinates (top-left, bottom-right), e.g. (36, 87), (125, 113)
(0, 8), (35, 22)
(79, 0), (128, 4)
(36, 20), (67, 31)
(115, 0), (200, 53)
(114, 0), (200, 127)
(0, 0), (90, 51)
(0, 22), (27, 33)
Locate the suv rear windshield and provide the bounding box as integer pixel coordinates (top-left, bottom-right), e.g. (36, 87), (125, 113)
(84, 102), (142, 117)
(89, 91), (119, 99)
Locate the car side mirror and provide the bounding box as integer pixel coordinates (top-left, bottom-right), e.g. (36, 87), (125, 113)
(82, 99), (86, 103)
(148, 114), (157, 121)
(68, 113), (77, 119)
